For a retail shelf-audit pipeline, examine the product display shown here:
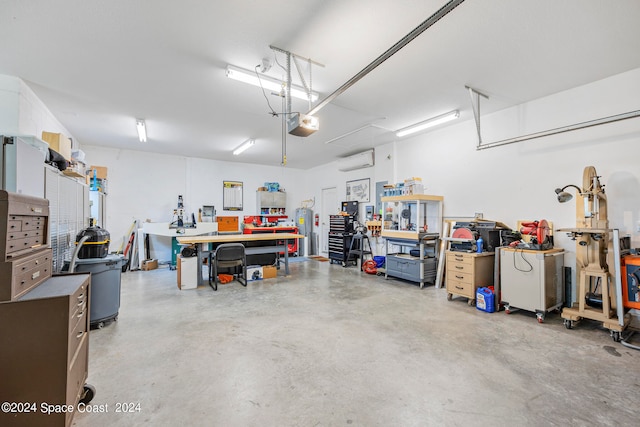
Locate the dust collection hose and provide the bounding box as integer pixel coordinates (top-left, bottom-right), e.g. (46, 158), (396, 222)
(69, 235), (91, 273)
(621, 331), (640, 351)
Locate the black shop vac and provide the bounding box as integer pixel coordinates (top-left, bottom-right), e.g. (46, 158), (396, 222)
(66, 224), (125, 329)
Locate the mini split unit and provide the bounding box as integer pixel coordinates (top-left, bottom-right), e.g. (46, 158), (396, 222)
(337, 149), (375, 172)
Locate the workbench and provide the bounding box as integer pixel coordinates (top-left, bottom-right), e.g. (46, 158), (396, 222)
(176, 233), (304, 286)
(139, 222), (219, 268)
(242, 224), (299, 254)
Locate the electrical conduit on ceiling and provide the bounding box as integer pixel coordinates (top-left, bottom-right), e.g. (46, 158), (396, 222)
(474, 109), (640, 150)
(306, 0), (466, 116)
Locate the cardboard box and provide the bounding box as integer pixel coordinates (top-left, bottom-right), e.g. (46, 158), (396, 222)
(247, 265), (263, 281)
(142, 259), (158, 271)
(42, 131), (72, 160)
(88, 166), (108, 179)
(263, 265), (277, 279)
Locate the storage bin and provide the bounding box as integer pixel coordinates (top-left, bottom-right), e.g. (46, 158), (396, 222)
(373, 256), (385, 268)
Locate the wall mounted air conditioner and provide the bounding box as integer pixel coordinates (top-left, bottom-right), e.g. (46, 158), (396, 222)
(337, 149), (375, 172)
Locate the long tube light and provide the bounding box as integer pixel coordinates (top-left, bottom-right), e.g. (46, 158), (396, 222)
(226, 65), (319, 102)
(136, 119), (147, 142)
(395, 110), (459, 137)
(233, 138), (255, 155)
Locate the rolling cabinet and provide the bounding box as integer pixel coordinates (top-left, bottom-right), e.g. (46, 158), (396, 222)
(328, 215), (356, 266)
(0, 273), (93, 427)
(500, 247), (564, 323)
(381, 194), (443, 288)
(445, 251), (495, 306)
(384, 236), (439, 288)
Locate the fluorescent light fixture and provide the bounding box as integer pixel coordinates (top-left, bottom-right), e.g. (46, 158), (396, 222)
(233, 138), (255, 155)
(226, 64), (319, 102)
(395, 110), (459, 137)
(136, 119), (147, 142)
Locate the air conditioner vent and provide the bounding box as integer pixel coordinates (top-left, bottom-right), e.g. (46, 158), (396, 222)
(337, 149), (374, 172)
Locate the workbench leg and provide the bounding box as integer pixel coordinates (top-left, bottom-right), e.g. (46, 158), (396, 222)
(284, 240), (290, 275)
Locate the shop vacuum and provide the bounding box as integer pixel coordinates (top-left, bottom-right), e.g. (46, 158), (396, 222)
(64, 225), (124, 329)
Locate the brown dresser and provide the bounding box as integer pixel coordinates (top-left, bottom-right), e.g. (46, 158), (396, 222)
(445, 251), (495, 305)
(0, 191), (93, 427)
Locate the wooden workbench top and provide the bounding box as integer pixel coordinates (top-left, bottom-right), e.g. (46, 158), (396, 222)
(177, 233), (304, 245)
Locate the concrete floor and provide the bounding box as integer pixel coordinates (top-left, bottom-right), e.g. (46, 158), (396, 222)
(72, 258), (640, 427)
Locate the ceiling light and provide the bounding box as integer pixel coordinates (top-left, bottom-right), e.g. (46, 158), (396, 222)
(395, 110), (459, 138)
(233, 138), (255, 155)
(226, 65), (319, 102)
(136, 119), (147, 142)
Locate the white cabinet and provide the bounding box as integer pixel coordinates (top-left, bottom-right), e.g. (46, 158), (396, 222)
(381, 194), (443, 241)
(45, 165), (90, 272)
(500, 247), (564, 322)
(89, 190), (107, 228)
(0, 135), (47, 198)
(257, 191), (286, 215)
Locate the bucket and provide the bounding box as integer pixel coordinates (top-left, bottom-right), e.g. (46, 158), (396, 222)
(373, 256), (385, 268)
(476, 287), (495, 313)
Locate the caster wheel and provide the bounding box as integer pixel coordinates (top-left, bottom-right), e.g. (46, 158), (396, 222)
(537, 316), (544, 324)
(468, 299), (475, 307)
(447, 293), (453, 301)
(342, 262), (347, 267)
(97, 321), (105, 329)
(611, 331), (621, 342)
(505, 308), (511, 315)
(564, 319), (573, 329)
(79, 384), (96, 405)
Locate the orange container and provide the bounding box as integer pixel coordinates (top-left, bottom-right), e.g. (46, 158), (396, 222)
(622, 255), (640, 309)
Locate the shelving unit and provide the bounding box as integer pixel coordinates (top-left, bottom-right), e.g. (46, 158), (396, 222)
(257, 190), (286, 215)
(381, 194), (443, 288)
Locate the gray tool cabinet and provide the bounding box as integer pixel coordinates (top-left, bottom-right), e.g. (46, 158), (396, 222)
(500, 247), (564, 323)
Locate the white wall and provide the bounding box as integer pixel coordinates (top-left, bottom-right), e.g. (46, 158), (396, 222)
(0, 75), (76, 143)
(4, 68), (640, 273)
(80, 145), (307, 261)
(304, 68), (640, 273)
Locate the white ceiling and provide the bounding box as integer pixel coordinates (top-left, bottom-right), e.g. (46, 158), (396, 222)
(2, 0), (640, 169)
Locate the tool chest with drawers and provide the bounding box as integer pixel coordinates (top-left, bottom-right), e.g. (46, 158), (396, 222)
(0, 190), (95, 427)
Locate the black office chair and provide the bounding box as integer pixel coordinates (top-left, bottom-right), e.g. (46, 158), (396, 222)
(208, 243), (247, 290)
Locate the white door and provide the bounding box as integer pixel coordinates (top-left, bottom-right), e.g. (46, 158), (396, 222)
(321, 187), (338, 254)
